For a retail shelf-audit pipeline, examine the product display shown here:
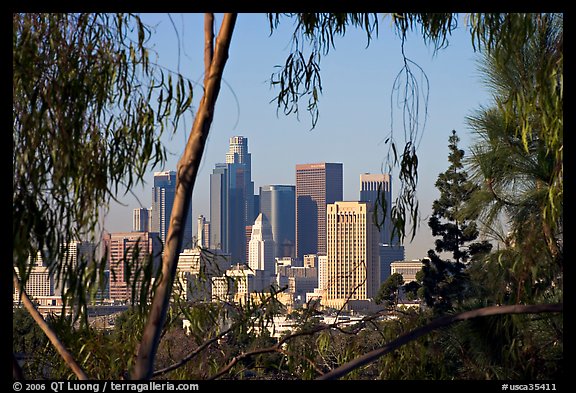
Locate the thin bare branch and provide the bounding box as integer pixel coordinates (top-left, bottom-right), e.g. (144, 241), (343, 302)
(208, 306), (388, 380)
(152, 325), (234, 377)
(13, 270), (89, 380)
(209, 323), (330, 380)
(154, 288), (289, 377)
(317, 303), (563, 380)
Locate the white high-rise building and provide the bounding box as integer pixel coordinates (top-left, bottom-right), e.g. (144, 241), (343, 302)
(211, 264), (267, 304)
(13, 241), (96, 303)
(13, 251), (54, 301)
(391, 260), (425, 283)
(248, 213), (275, 277)
(197, 215), (208, 248)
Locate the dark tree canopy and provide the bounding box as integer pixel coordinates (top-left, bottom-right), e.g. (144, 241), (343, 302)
(464, 12), (563, 304)
(421, 130), (492, 313)
(375, 272), (404, 308)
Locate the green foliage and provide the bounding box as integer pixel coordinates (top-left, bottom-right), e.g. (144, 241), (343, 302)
(420, 254), (469, 314)
(434, 306), (562, 379)
(465, 13), (562, 304)
(13, 13), (193, 317)
(13, 308), (47, 355)
(428, 13), (564, 379)
(375, 273), (404, 308)
(421, 131), (492, 314)
(403, 280), (421, 301)
(13, 308), (50, 379)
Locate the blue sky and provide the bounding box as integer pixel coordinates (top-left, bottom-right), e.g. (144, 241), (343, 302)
(102, 13), (492, 261)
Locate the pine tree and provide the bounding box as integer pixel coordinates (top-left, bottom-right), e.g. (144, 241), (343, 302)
(420, 130), (492, 314)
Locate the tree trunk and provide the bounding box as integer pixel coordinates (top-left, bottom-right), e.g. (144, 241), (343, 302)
(130, 13), (237, 380)
(13, 271), (89, 380)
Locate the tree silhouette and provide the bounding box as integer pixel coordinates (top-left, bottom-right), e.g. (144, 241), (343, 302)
(421, 130), (492, 313)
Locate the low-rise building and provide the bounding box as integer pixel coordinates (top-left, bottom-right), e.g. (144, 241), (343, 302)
(211, 264), (267, 304)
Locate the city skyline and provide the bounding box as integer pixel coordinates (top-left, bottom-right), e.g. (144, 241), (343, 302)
(100, 13), (492, 261)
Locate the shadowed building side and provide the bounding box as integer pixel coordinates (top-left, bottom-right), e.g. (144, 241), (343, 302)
(296, 163), (343, 259)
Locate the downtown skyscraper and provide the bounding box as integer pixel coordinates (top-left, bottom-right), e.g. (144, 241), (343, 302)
(210, 136), (254, 263)
(248, 213), (275, 277)
(151, 170), (193, 251)
(296, 163), (343, 259)
(359, 173), (404, 282)
(360, 173), (394, 245)
(324, 201), (380, 310)
(259, 185), (296, 258)
(132, 208), (150, 232)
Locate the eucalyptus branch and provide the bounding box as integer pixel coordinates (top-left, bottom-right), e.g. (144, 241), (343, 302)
(152, 325), (234, 377)
(13, 270), (89, 380)
(208, 304), (390, 380)
(130, 13), (237, 380)
(318, 303), (563, 380)
(153, 288), (282, 377)
(204, 13), (214, 88)
(278, 347), (326, 376)
(333, 259), (369, 319)
(209, 323), (327, 380)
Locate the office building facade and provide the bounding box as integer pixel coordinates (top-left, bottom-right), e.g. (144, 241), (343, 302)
(210, 163), (229, 251)
(296, 163), (343, 258)
(105, 231), (162, 303)
(209, 136), (254, 264)
(359, 173), (396, 244)
(391, 260), (425, 283)
(248, 213), (275, 277)
(197, 215), (210, 248)
(151, 170), (193, 251)
(323, 201), (380, 309)
(260, 185), (296, 258)
(360, 173), (404, 283)
(133, 208), (150, 232)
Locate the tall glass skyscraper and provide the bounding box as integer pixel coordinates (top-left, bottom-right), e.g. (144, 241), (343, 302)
(226, 136), (254, 228)
(209, 136), (254, 264)
(210, 163), (228, 252)
(296, 163), (343, 259)
(260, 185), (295, 258)
(151, 170), (193, 251)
